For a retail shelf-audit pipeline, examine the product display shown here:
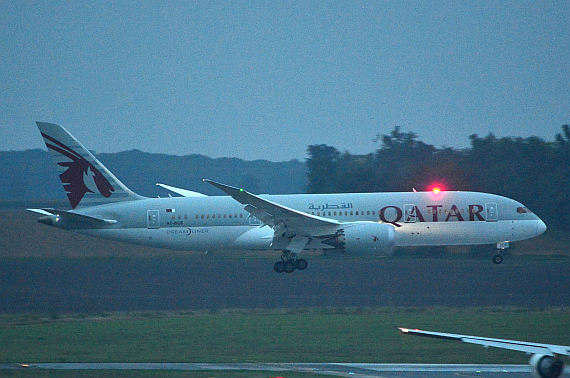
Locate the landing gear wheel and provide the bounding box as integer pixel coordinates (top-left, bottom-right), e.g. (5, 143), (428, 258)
(284, 260), (295, 273)
(274, 261), (285, 273)
(295, 259), (308, 270)
(492, 254), (503, 264)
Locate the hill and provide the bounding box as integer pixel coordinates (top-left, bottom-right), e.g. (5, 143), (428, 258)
(0, 149), (307, 205)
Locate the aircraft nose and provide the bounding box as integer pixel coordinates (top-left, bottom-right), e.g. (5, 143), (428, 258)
(536, 219), (547, 235)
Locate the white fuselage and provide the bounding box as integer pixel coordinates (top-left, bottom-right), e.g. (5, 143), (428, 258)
(71, 190), (546, 254)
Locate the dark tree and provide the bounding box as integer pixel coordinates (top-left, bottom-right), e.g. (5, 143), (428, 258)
(306, 125), (570, 231)
(306, 144), (340, 193)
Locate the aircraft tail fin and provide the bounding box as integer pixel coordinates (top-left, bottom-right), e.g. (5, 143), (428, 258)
(36, 122), (144, 209)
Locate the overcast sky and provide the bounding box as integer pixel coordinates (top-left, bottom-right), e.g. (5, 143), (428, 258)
(1, 1), (568, 161)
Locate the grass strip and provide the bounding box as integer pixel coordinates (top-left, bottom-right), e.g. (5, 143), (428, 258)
(0, 307), (568, 364)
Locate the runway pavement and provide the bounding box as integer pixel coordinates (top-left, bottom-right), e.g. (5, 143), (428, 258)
(1, 362), (567, 377)
(1, 257), (568, 313)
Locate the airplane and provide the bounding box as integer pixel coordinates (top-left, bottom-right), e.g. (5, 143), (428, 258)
(29, 122), (547, 273)
(398, 327), (569, 378)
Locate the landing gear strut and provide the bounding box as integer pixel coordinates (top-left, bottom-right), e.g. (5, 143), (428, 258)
(273, 250), (308, 273)
(493, 241), (509, 264)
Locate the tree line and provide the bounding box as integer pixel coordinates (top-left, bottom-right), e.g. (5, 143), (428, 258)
(306, 125), (570, 231)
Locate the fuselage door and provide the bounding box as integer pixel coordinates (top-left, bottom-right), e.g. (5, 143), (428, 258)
(147, 210), (160, 229)
(404, 204), (417, 223)
(485, 203), (498, 222)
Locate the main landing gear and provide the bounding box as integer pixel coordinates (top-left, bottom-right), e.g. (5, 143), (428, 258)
(492, 241), (509, 264)
(273, 250), (308, 274)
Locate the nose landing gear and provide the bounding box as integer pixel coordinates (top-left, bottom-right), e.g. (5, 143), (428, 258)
(492, 241), (509, 264)
(492, 254), (503, 264)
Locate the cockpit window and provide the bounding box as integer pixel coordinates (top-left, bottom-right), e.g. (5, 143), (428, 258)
(517, 207), (532, 214)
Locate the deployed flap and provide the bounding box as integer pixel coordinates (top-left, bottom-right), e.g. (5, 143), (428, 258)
(203, 179), (340, 234)
(398, 328), (570, 356)
(156, 183), (207, 197)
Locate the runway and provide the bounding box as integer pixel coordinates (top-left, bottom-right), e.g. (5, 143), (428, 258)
(1, 257), (568, 313)
(2, 362), (567, 377)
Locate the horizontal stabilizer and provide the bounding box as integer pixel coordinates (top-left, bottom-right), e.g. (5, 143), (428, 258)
(27, 208), (54, 216)
(27, 208), (116, 229)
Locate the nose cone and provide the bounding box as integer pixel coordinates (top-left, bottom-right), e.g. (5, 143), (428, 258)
(536, 219), (547, 235)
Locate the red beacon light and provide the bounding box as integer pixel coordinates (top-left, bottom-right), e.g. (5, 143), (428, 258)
(428, 184), (445, 195)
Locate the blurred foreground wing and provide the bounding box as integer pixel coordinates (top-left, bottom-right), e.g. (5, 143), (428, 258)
(398, 328), (570, 356)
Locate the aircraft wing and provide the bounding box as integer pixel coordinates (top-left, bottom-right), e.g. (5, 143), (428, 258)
(156, 183), (207, 197)
(398, 328), (570, 356)
(203, 179), (340, 234)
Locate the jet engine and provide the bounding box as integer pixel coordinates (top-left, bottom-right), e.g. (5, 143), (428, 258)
(530, 354), (564, 378)
(322, 221), (395, 256)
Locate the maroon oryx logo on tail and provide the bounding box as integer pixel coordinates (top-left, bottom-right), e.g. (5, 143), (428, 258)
(41, 132), (114, 208)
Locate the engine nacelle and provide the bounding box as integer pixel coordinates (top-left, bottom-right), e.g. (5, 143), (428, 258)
(323, 221), (395, 256)
(530, 354), (564, 378)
